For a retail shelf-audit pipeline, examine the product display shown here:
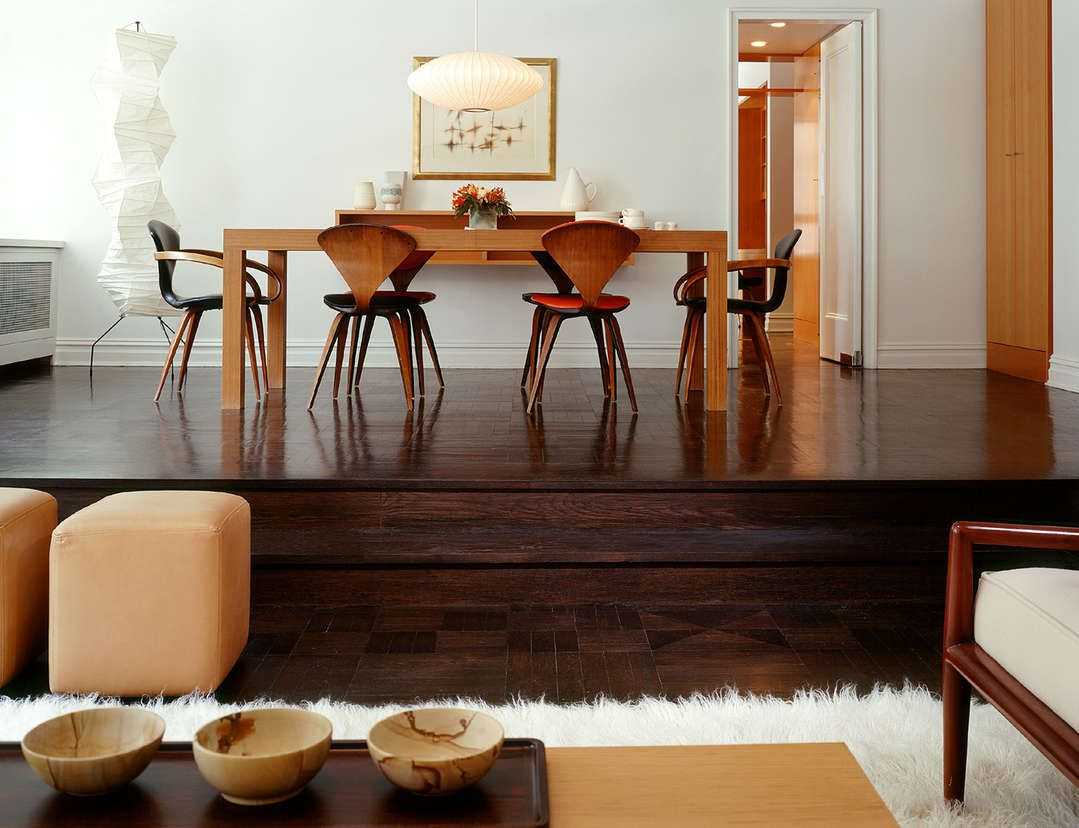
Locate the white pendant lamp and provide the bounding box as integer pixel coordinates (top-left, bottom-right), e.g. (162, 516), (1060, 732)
(407, 0), (542, 113)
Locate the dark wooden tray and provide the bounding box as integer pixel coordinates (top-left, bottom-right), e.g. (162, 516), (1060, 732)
(0, 738), (548, 827)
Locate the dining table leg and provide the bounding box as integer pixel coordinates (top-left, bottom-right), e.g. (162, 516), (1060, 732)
(685, 252), (705, 392)
(222, 244), (247, 410)
(705, 246), (728, 412)
(267, 250), (288, 390)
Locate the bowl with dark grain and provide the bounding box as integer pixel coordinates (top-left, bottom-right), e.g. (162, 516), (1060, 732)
(192, 708), (332, 805)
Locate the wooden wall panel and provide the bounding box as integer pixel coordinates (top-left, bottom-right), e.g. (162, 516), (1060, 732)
(792, 45), (821, 345)
(986, 0), (1051, 381)
(738, 103), (767, 251)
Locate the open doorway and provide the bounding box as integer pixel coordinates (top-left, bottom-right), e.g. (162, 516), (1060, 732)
(729, 10), (879, 369)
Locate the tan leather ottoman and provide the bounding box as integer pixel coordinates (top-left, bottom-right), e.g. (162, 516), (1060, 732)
(50, 491), (250, 696)
(0, 488), (56, 687)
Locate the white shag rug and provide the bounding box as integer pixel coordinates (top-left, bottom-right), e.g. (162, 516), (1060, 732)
(1, 685), (1075, 826)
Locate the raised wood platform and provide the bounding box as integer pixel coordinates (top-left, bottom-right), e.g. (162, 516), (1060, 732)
(2, 340), (1075, 701)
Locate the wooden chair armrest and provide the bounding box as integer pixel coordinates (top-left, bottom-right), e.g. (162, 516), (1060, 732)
(673, 266), (707, 302)
(154, 251), (266, 300)
(178, 249), (282, 302)
(944, 521), (1079, 648)
(728, 257), (790, 272)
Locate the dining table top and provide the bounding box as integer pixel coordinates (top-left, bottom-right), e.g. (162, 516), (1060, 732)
(222, 226), (727, 253)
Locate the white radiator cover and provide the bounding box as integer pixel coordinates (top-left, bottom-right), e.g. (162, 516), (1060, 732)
(0, 240), (63, 366)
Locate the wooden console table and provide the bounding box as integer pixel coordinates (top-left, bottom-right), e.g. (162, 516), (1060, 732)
(220, 226), (727, 411)
(547, 743), (897, 826)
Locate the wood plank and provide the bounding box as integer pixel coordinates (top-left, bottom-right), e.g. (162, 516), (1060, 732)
(221, 246), (246, 409)
(793, 45), (821, 345)
(266, 250), (287, 389)
(705, 244), (728, 411)
(545, 744), (897, 826)
(987, 341), (1047, 382)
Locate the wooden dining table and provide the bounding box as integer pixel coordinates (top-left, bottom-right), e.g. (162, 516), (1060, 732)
(219, 227), (728, 411)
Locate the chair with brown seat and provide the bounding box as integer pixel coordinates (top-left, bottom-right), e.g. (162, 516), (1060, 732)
(673, 229), (801, 404)
(521, 221), (640, 414)
(148, 220), (281, 403)
(311, 224), (435, 411)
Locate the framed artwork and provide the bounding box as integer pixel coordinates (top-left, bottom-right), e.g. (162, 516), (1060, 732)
(411, 56), (556, 181)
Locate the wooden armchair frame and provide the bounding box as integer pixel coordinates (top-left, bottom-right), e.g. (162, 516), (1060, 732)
(943, 521), (1079, 802)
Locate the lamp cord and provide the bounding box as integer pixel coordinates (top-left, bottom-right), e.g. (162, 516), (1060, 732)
(473, 0), (479, 51)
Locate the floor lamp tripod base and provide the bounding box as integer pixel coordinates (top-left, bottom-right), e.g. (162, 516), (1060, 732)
(89, 314), (183, 384)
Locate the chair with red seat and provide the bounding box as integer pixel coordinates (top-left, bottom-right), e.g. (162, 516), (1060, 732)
(521, 221), (640, 414)
(310, 224), (437, 411)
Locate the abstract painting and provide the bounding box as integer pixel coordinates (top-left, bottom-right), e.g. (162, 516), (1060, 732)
(412, 57), (555, 180)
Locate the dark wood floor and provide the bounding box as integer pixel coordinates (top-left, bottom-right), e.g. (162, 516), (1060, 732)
(1, 338), (1076, 485)
(3, 598), (943, 704)
(0, 340), (1072, 703)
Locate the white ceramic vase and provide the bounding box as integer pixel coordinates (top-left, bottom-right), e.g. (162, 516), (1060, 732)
(467, 208), (498, 230)
(353, 181), (376, 210)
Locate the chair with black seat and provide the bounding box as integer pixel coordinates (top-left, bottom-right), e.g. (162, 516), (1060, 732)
(148, 220), (281, 403)
(344, 225), (442, 399)
(312, 224), (430, 411)
(521, 221), (640, 414)
(673, 228), (801, 404)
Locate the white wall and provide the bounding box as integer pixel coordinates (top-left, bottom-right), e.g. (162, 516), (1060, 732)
(0, 0), (986, 369)
(1049, 0), (1079, 391)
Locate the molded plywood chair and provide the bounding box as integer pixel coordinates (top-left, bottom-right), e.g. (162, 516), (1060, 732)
(312, 224), (440, 411)
(521, 221), (640, 414)
(942, 521), (1079, 803)
(148, 220), (281, 402)
(673, 229), (801, 404)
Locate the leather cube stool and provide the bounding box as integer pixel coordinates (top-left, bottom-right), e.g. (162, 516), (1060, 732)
(50, 491), (250, 696)
(0, 488), (56, 687)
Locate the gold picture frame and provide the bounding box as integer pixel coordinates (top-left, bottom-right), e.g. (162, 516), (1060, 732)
(411, 56), (556, 181)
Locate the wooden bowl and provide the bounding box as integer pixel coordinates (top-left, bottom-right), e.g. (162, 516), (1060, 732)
(192, 708), (332, 805)
(368, 708), (504, 795)
(21, 707), (165, 795)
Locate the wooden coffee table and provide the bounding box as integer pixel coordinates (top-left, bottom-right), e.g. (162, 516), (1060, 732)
(546, 743), (897, 826)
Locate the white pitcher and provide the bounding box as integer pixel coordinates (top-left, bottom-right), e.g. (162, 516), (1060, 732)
(560, 167), (598, 211)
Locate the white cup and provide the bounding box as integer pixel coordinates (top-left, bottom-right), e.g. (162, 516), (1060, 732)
(665, 221), (678, 231)
(621, 208), (643, 217)
(654, 221), (665, 231)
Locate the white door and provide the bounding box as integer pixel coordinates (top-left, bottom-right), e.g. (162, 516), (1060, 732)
(819, 22), (863, 364)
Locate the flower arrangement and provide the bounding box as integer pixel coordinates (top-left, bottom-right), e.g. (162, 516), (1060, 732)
(451, 184), (513, 229)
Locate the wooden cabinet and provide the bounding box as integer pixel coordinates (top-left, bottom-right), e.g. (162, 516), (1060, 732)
(986, 0), (1052, 381)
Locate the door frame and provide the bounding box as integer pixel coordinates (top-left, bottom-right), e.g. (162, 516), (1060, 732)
(726, 7), (879, 368)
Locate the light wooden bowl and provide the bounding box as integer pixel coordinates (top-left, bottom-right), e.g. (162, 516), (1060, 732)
(21, 707), (165, 796)
(368, 708), (504, 795)
(192, 708), (332, 805)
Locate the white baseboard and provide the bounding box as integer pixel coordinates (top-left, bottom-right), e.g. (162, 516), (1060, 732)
(56, 337), (683, 370)
(765, 313), (793, 334)
(875, 342), (986, 369)
(1048, 354), (1079, 393)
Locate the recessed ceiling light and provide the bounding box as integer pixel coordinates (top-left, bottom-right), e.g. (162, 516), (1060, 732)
(770, 22), (787, 28)
(750, 40), (768, 48)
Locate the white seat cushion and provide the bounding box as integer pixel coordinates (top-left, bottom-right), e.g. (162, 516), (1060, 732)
(973, 567), (1079, 731)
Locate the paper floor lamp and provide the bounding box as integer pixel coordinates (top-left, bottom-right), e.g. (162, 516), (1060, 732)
(89, 23), (180, 371)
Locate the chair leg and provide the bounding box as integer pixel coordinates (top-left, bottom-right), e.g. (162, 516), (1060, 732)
(588, 313), (610, 397)
(346, 314), (361, 397)
(388, 313), (414, 411)
(683, 309), (703, 398)
(177, 310), (202, 392)
(252, 304), (269, 393)
(604, 314), (617, 402)
(409, 307), (426, 397)
(398, 310), (415, 399)
(527, 312), (563, 414)
(307, 313), (347, 410)
(153, 310), (194, 402)
(607, 315), (637, 413)
(331, 314), (347, 399)
(673, 308), (692, 398)
(743, 313), (772, 397)
(244, 307), (262, 402)
(943, 661), (972, 803)
(413, 305), (445, 389)
(522, 305), (545, 389)
(353, 315), (375, 388)
(749, 312), (782, 405)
